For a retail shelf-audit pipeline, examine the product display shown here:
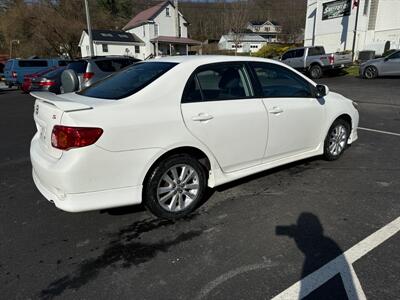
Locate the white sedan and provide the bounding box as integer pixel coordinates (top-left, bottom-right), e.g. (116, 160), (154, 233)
(30, 56), (359, 219)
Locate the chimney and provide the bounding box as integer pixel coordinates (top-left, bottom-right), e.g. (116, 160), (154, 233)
(174, 0), (180, 37)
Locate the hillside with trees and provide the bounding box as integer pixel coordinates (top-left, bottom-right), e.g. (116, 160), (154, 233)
(0, 0), (306, 58)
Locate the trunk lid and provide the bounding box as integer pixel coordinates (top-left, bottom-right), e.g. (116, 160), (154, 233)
(333, 53), (352, 65)
(31, 92), (93, 159)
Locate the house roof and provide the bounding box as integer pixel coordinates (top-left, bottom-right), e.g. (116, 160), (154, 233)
(150, 36), (201, 45)
(248, 20), (281, 27)
(123, 0), (171, 31)
(83, 29), (143, 44)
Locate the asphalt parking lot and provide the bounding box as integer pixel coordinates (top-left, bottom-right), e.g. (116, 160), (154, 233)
(0, 76), (399, 299)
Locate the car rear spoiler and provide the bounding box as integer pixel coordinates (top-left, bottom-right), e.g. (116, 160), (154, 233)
(30, 92), (92, 112)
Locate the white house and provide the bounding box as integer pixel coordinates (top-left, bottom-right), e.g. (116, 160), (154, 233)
(304, 0), (400, 56)
(247, 20), (282, 35)
(218, 20), (283, 53)
(122, 0), (201, 58)
(218, 33), (269, 53)
(79, 29), (144, 58)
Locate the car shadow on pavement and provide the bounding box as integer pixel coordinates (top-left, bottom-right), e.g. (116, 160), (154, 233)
(276, 213), (356, 299)
(39, 215), (204, 299)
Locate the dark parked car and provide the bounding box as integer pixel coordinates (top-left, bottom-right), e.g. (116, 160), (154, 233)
(21, 67), (58, 93)
(4, 58), (70, 88)
(360, 50), (400, 79)
(29, 66), (67, 94)
(61, 56), (141, 93)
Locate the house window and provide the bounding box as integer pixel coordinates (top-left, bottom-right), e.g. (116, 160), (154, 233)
(102, 44), (108, 52)
(363, 0), (370, 15)
(166, 7), (170, 16)
(143, 26), (146, 37)
(154, 23), (159, 36)
(135, 45), (140, 53)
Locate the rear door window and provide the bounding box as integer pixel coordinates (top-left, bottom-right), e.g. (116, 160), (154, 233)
(282, 51), (294, 60)
(78, 62), (177, 100)
(182, 63), (253, 102)
(294, 49), (305, 58)
(18, 60), (48, 67)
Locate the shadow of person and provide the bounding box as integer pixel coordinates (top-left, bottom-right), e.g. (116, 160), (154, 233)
(276, 213), (360, 299)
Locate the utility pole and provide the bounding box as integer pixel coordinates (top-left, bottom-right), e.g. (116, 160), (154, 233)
(84, 0), (94, 57)
(9, 40), (19, 58)
(174, 0), (179, 37)
(351, 0), (361, 61)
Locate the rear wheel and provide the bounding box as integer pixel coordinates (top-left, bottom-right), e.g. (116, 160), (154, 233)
(309, 64), (323, 79)
(143, 154), (207, 220)
(363, 66), (378, 79)
(323, 119), (350, 161)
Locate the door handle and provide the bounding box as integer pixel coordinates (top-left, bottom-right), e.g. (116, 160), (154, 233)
(192, 113), (214, 122)
(269, 107), (284, 114)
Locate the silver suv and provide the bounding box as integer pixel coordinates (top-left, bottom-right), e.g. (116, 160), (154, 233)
(61, 56), (140, 93)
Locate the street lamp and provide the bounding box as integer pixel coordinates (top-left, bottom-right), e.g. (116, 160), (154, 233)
(9, 39), (20, 58)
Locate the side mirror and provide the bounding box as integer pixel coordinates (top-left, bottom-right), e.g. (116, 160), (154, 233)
(384, 57), (389, 62)
(315, 84), (329, 97)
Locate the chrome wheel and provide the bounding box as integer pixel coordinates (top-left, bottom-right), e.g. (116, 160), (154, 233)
(157, 164), (200, 212)
(328, 124), (348, 156)
(364, 66), (377, 79)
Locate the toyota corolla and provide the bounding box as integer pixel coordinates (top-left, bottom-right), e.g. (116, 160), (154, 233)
(30, 56), (359, 219)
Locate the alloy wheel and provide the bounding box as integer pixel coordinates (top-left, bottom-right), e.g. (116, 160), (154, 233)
(364, 66), (377, 79)
(328, 124), (348, 156)
(157, 164), (200, 212)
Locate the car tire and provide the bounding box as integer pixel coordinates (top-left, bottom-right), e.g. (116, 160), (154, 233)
(143, 154), (207, 220)
(363, 66), (378, 79)
(309, 64), (323, 79)
(323, 119), (350, 161)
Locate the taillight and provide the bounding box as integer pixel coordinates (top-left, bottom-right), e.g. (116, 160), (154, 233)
(38, 80), (55, 87)
(328, 54), (335, 65)
(12, 71), (17, 78)
(51, 126), (103, 150)
(83, 72), (94, 80)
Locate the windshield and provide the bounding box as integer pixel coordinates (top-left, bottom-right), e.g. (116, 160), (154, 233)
(78, 62), (178, 100)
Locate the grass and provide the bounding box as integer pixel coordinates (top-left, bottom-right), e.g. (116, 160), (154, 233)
(344, 65), (360, 77)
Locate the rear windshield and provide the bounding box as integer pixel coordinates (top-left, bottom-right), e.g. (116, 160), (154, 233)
(67, 61), (88, 74)
(18, 60), (48, 67)
(309, 47), (325, 56)
(78, 62), (177, 100)
(58, 60), (70, 67)
(95, 58), (139, 72)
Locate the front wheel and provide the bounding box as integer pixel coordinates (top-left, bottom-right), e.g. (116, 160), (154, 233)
(363, 66), (378, 79)
(323, 119), (350, 161)
(143, 154), (207, 220)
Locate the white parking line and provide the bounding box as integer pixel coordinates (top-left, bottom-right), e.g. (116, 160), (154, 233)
(272, 216), (400, 300)
(358, 127), (400, 137)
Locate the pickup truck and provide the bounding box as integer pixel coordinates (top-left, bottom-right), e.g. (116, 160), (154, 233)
(281, 46), (353, 79)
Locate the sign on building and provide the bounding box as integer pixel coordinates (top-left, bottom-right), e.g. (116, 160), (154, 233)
(322, 0), (351, 20)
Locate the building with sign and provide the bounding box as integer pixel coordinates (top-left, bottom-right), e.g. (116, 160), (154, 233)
(304, 0), (400, 57)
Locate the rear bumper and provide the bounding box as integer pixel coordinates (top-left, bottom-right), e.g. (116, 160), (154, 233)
(30, 133), (161, 212)
(32, 169), (142, 212)
(323, 63), (352, 70)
